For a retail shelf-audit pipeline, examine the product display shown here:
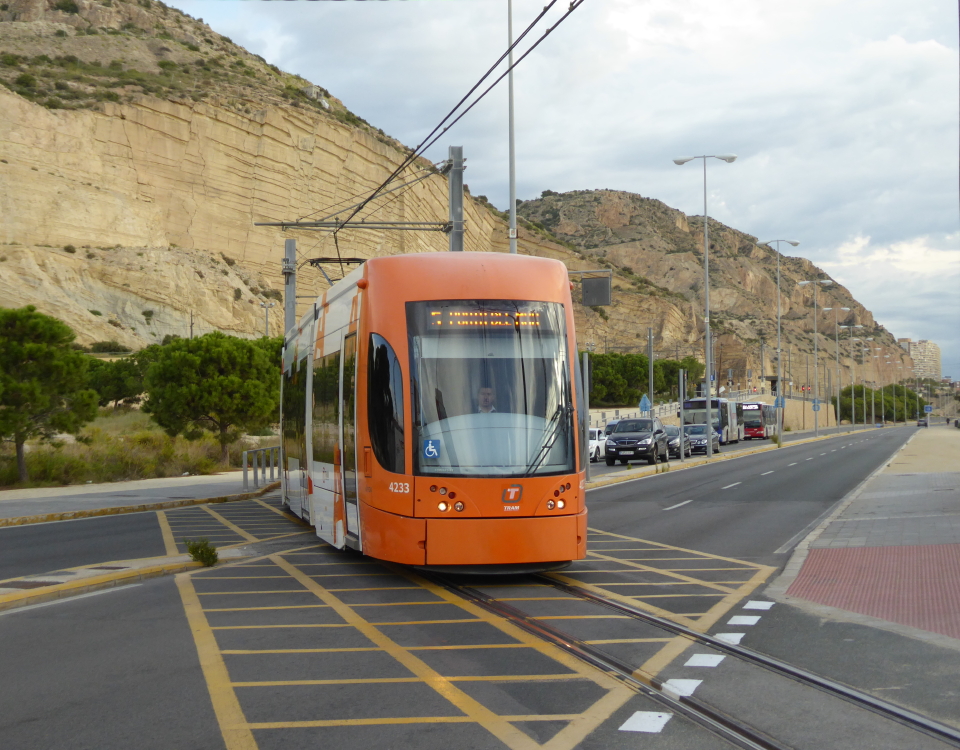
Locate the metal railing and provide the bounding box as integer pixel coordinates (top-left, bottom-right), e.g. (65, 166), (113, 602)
(242, 446), (280, 491)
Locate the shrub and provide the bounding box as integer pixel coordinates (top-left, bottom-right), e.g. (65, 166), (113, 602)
(89, 310), (103, 316)
(89, 340), (131, 352)
(233, 288), (242, 301)
(54, 0), (80, 11)
(14, 73), (36, 87)
(184, 538), (218, 566)
(63, 244), (76, 253)
(142, 310), (154, 319)
(55, 30), (68, 38)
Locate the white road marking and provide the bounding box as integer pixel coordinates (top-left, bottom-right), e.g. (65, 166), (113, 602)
(831, 450), (837, 452)
(619, 711), (673, 733)
(663, 679), (702, 698)
(727, 615), (761, 626)
(685, 654), (726, 667)
(788, 462), (797, 466)
(662, 499), (693, 511)
(761, 471), (774, 476)
(0, 584), (142, 617)
(715, 633), (745, 644)
(820, 453), (827, 456)
(744, 600), (775, 610)
(806, 457), (814, 461)
(721, 482), (741, 489)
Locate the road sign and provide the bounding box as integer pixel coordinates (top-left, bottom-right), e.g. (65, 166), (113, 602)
(812, 403), (820, 412)
(639, 395), (651, 412)
(775, 397), (785, 408)
(925, 405), (933, 413)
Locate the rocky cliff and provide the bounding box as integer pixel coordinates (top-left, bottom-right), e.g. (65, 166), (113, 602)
(0, 0), (912, 392)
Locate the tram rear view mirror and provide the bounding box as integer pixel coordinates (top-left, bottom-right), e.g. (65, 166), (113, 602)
(582, 276), (612, 306)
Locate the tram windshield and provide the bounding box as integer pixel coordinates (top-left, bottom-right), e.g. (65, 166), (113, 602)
(407, 299), (574, 477)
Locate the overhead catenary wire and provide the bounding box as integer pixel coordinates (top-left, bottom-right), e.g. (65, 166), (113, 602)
(329, 0), (581, 238)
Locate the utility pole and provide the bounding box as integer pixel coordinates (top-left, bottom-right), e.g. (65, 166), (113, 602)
(283, 238), (297, 333)
(507, 0), (517, 255)
(647, 327), (654, 416)
(189, 310), (194, 339)
(448, 145), (464, 252)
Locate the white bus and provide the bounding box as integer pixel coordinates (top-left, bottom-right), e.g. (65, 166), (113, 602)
(681, 398), (743, 445)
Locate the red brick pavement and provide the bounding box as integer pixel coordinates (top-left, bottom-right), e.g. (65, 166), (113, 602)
(787, 544), (960, 640)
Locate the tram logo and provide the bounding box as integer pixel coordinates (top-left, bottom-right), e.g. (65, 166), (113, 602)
(502, 485), (523, 504)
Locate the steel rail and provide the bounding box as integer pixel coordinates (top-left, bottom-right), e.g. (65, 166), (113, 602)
(538, 575), (960, 747)
(428, 574), (789, 750)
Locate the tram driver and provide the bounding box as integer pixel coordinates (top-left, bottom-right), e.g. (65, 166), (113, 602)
(477, 384), (497, 413)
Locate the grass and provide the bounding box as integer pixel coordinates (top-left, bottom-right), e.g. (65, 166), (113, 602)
(0, 408), (258, 488)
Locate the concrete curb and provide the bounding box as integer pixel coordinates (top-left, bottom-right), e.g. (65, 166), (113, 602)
(0, 481), (281, 528)
(764, 428), (921, 601)
(0, 560), (204, 613)
(585, 427), (883, 491)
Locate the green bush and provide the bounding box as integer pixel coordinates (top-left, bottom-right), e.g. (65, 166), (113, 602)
(233, 288), (242, 301)
(89, 340), (131, 352)
(53, 0), (80, 13)
(89, 310), (102, 316)
(184, 538), (218, 566)
(63, 244), (76, 253)
(14, 73), (36, 88)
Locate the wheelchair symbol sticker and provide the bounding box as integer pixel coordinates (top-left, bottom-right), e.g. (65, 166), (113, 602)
(422, 440), (441, 460)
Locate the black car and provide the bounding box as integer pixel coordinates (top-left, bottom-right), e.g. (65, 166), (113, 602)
(664, 424), (692, 458)
(683, 424), (720, 454)
(605, 417), (669, 466)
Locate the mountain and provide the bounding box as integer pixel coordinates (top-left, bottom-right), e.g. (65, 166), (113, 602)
(0, 0), (912, 390)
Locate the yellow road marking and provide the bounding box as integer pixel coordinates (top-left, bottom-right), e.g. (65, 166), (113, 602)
(156, 511), (178, 557)
(253, 498), (302, 522)
(176, 574), (257, 750)
(686, 565), (776, 632)
(204, 605), (330, 612)
(211, 624), (351, 630)
(233, 674), (584, 687)
(271, 555), (541, 750)
(247, 714), (585, 730)
(532, 615), (630, 620)
(201, 505), (259, 543)
(588, 528), (771, 567)
(583, 552), (739, 593)
(197, 591), (319, 595)
(628, 593), (726, 599)
(222, 648), (382, 654)
(585, 638), (673, 644)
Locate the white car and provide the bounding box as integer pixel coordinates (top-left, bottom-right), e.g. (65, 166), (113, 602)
(589, 427), (606, 462)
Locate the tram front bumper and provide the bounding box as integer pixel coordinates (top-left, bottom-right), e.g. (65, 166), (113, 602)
(425, 511), (587, 566)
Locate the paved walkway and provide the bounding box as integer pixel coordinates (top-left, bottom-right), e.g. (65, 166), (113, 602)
(776, 425), (960, 641)
(0, 470), (276, 521)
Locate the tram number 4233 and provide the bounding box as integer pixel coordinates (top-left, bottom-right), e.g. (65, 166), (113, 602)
(389, 482), (411, 494)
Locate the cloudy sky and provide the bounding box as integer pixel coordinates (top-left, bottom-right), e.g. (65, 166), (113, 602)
(169, 0), (960, 377)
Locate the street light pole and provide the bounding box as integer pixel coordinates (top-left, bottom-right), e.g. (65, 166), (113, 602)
(798, 278), (832, 436)
(760, 239), (799, 445)
(260, 301), (276, 338)
(840, 324), (862, 431)
(674, 153), (737, 457)
(823, 306), (850, 434)
(507, 0), (517, 254)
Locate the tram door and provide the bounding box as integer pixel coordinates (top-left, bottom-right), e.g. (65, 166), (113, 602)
(283, 350), (309, 518)
(340, 333), (360, 545)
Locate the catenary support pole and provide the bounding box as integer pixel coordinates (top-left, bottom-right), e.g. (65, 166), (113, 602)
(283, 238), (297, 333)
(647, 327), (654, 416)
(448, 146), (464, 252)
(679, 369), (686, 463)
(583, 351), (590, 483)
(507, 0), (517, 255)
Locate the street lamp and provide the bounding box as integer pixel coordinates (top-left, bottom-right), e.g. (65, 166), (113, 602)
(840, 324), (863, 430)
(673, 153), (737, 456)
(823, 306), (851, 434)
(854, 337), (874, 428)
(797, 278), (833, 436)
(260, 301), (276, 338)
(760, 239), (799, 443)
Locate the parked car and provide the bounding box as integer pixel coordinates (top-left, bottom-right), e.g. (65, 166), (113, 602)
(603, 419), (621, 437)
(664, 424), (692, 459)
(918, 418), (927, 427)
(684, 424), (720, 454)
(588, 427), (606, 462)
(605, 417), (669, 466)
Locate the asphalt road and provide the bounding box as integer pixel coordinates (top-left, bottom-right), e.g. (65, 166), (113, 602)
(0, 512), (166, 581)
(586, 426), (916, 566)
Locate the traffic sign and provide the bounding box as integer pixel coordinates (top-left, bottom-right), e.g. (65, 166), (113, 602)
(812, 403), (820, 412)
(639, 395), (651, 412)
(775, 397), (786, 408)
(924, 405), (933, 413)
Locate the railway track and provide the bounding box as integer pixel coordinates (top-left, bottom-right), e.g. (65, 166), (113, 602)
(426, 572), (960, 750)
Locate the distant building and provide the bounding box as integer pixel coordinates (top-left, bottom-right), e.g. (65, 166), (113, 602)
(898, 339), (942, 380)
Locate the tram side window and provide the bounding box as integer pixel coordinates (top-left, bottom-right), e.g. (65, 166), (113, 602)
(368, 333), (405, 474)
(283, 356), (308, 465)
(312, 352), (341, 463)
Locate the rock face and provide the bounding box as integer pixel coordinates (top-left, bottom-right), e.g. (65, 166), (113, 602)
(0, 4), (912, 392)
(519, 190), (913, 389)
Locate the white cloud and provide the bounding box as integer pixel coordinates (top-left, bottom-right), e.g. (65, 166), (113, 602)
(168, 0), (960, 371)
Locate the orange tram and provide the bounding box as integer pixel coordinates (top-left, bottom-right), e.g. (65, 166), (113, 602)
(280, 252), (588, 572)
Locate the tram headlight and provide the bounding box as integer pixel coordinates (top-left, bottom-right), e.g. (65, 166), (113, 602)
(547, 500), (555, 510)
(557, 499), (566, 509)
(454, 502), (464, 512)
(438, 501), (449, 512)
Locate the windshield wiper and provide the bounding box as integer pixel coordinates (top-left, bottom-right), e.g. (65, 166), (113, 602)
(523, 404), (573, 477)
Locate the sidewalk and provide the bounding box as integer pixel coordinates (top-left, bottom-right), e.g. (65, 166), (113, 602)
(770, 426), (960, 641)
(0, 471), (278, 525)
